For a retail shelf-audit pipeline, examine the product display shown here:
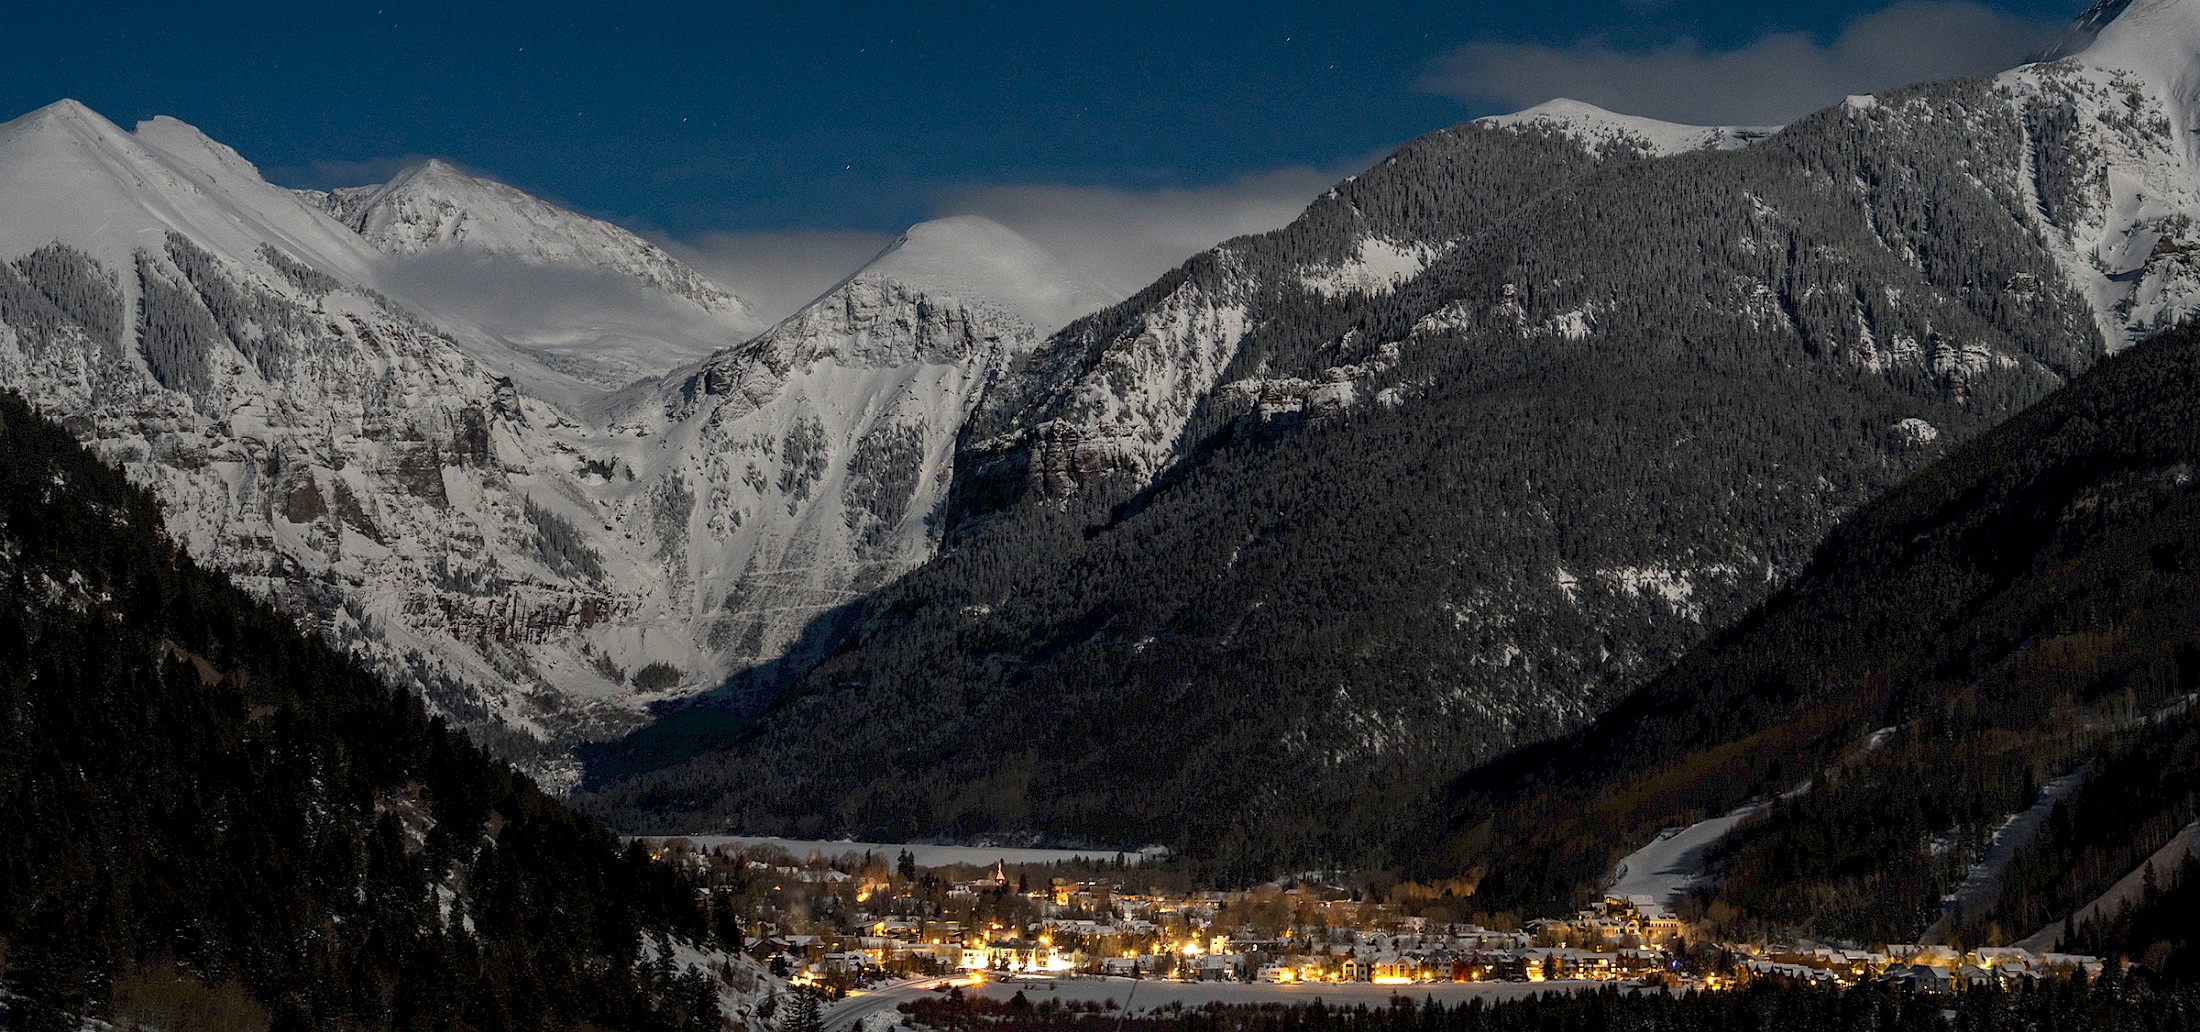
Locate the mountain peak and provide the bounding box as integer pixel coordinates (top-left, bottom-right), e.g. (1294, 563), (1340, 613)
(2050, 0), (2200, 71)
(1480, 98), (1778, 157)
(2, 98), (131, 149)
(314, 156), (756, 333)
(0, 100), (383, 279)
(386, 156), (481, 189)
(850, 215), (1119, 334)
(132, 114), (266, 184)
(23, 97), (104, 126)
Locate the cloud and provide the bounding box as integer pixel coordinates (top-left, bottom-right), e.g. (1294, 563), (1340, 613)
(658, 229), (898, 325)
(263, 154), (436, 191)
(930, 163), (1362, 300)
(664, 160), (1370, 324)
(1420, 2), (2067, 126)
(377, 251), (753, 386)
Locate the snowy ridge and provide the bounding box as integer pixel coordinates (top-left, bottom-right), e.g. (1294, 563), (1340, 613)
(303, 159), (762, 395)
(315, 159), (754, 323)
(0, 101), (383, 291)
(1999, 0), (2200, 347)
(1480, 99), (1779, 158)
(0, 100), (1075, 781)
(856, 215), (1119, 335)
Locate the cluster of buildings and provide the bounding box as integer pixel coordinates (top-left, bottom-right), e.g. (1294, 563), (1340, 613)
(656, 842), (2108, 994)
(743, 863), (1706, 988)
(1738, 944), (2107, 992)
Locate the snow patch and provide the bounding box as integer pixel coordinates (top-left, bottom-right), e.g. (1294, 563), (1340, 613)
(1606, 804), (1765, 918)
(1893, 418), (1941, 445)
(1481, 98), (1780, 157)
(1300, 238), (1441, 298)
(1599, 564), (1701, 620)
(856, 215), (1123, 335)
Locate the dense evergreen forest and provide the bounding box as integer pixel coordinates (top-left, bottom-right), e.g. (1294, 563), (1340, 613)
(1433, 319), (2200, 947)
(0, 392), (735, 1030)
(584, 78), (2104, 880)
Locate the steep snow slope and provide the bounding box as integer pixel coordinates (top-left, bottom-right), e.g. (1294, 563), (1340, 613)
(0, 101), (382, 287)
(307, 159), (760, 394)
(1479, 98), (1780, 157)
(315, 159), (751, 320)
(0, 101), (1081, 787)
(1606, 805), (1765, 918)
(607, 217), (1065, 680)
(1999, 0), (2200, 347)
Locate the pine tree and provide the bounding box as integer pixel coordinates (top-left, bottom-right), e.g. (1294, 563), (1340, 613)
(784, 987), (825, 1032)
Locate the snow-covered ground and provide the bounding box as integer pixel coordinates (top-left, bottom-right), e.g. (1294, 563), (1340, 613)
(1927, 766), (2092, 943)
(660, 836), (1170, 868)
(1605, 805), (1765, 917)
(1480, 99), (1779, 157)
(2017, 820), (2200, 952)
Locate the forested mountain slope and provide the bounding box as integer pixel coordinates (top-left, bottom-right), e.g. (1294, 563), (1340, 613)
(1430, 319), (2200, 958)
(583, 74), (2116, 876)
(0, 391), (757, 1031)
(589, 2), (2200, 875)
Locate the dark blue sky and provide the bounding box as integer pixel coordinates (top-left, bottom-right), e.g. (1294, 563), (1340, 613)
(1, 1), (2081, 239)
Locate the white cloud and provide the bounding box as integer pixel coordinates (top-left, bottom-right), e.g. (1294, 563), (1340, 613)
(659, 229), (897, 325)
(930, 163), (1359, 300)
(264, 154), (439, 191)
(1420, 1), (2066, 126)
(664, 159), (1369, 325)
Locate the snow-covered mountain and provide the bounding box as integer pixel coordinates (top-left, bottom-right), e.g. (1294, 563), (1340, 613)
(1994, 0), (2200, 347)
(596, 5), (2200, 866)
(311, 158), (749, 318)
(0, 100), (698, 763)
(303, 159), (763, 395)
(1477, 98), (1780, 157)
(596, 214), (1069, 683)
(857, 215), (1121, 334)
(955, 5), (2200, 523)
(0, 99), (1116, 786)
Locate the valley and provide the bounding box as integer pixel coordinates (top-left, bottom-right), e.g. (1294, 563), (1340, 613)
(14, 2), (2200, 1029)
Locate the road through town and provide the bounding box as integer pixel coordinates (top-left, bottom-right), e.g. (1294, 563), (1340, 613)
(821, 976), (960, 1032)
